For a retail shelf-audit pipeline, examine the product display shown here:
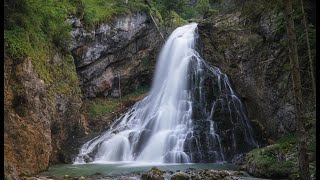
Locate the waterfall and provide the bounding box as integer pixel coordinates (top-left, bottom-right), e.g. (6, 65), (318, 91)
(74, 23), (257, 164)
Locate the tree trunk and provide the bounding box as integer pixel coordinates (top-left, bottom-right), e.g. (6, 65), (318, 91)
(284, 0), (310, 179)
(300, 0), (316, 102)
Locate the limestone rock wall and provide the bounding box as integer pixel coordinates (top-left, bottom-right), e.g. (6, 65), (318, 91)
(69, 12), (162, 98)
(198, 12), (314, 139)
(4, 55), (86, 178)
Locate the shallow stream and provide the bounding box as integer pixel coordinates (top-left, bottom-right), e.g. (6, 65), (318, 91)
(41, 163), (239, 177)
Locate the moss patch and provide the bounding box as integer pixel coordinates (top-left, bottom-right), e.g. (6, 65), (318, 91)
(275, 133), (297, 150)
(141, 166), (164, 180)
(85, 86), (149, 119)
(81, 0), (148, 27)
(5, 0), (81, 99)
(167, 11), (188, 27)
(246, 129), (316, 179)
(245, 144), (294, 178)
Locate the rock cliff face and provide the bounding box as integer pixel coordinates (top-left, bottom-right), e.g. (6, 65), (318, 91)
(69, 12), (162, 98)
(198, 12), (313, 139)
(4, 56), (52, 178)
(4, 55), (86, 178)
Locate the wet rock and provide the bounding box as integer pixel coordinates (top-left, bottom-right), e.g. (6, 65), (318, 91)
(232, 154), (246, 165)
(78, 176), (86, 180)
(190, 174), (201, 180)
(198, 8), (314, 141)
(171, 172), (189, 180)
(141, 167), (164, 180)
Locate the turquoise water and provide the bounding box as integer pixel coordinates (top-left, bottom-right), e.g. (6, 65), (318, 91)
(41, 163), (240, 177)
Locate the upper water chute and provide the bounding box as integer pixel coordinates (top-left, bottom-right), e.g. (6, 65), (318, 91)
(74, 23), (257, 164)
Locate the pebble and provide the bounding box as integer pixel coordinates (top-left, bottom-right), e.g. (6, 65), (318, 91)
(78, 176), (85, 180)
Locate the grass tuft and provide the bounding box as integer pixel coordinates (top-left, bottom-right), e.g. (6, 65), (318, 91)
(81, 0), (148, 27)
(86, 86), (149, 119)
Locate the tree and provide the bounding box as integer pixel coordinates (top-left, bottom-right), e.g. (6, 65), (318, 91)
(283, 0), (310, 179)
(300, 0), (316, 102)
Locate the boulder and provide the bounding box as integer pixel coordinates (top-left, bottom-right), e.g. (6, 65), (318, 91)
(171, 172), (189, 180)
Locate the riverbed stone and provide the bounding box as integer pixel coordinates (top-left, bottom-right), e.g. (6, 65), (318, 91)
(141, 167), (165, 180)
(171, 172), (189, 180)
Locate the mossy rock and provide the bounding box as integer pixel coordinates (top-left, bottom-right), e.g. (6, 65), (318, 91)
(141, 167), (164, 180)
(245, 144), (294, 178)
(171, 172), (189, 180)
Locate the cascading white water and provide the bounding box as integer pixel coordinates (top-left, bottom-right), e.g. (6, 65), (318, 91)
(74, 23), (257, 164)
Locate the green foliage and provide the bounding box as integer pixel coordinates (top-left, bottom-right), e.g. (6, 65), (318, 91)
(149, 5), (164, 25)
(87, 98), (120, 119)
(4, 0), (84, 98)
(247, 147), (277, 167)
(81, 0), (148, 27)
(246, 144), (294, 177)
(4, 29), (30, 62)
(123, 86), (149, 99)
(246, 127), (316, 178)
(86, 86), (149, 119)
(182, 0), (211, 19)
(149, 0), (211, 27)
(147, 0), (171, 28)
(166, 11), (187, 27)
(275, 133), (297, 149)
(5, 0), (75, 46)
(204, 8), (220, 17)
(161, 0), (186, 16)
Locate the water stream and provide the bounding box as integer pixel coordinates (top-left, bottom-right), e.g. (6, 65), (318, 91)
(42, 163), (240, 177)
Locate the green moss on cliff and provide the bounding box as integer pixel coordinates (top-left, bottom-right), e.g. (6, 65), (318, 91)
(150, 6), (164, 25)
(4, 0), (81, 99)
(86, 86), (149, 119)
(81, 0), (148, 27)
(87, 98), (120, 118)
(167, 11), (187, 27)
